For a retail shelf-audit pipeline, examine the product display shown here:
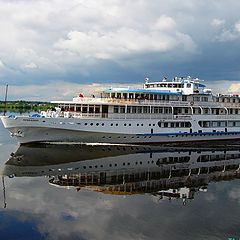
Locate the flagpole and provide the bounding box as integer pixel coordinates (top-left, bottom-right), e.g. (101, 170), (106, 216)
(3, 84), (8, 116)
(2, 177), (6, 208)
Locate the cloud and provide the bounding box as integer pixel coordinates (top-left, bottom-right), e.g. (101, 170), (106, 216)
(0, 80), (238, 101)
(0, 0), (239, 84)
(211, 18), (225, 27)
(22, 62), (38, 69)
(54, 25), (196, 60)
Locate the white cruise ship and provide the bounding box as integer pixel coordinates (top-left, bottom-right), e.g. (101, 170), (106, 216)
(1, 76), (240, 144)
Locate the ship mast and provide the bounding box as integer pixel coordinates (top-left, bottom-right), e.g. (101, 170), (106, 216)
(2, 176), (6, 208)
(3, 84), (8, 116)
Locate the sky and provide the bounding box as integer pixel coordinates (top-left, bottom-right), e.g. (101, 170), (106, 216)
(0, 0), (240, 100)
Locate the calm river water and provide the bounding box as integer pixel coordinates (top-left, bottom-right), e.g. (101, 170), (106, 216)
(0, 113), (240, 240)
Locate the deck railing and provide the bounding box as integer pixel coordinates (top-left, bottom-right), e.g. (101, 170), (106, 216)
(72, 97), (240, 108)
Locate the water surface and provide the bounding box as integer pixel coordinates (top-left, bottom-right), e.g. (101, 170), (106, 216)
(0, 114), (240, 240)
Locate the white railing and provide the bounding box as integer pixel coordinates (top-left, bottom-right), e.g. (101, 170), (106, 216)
(72, 97), (240, 108)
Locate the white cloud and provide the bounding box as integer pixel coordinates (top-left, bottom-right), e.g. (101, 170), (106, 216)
(152, 15), (176, 31)
(235, 22), (240, 33)
(23, 62), (38, 69)
(0, 0), (239, 84)
(211, 18), (225, 27)
(54, 26), (196, 60)
(0, 59), (5, 69)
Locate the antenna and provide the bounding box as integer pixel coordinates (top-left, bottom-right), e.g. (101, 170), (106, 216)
(2, 177), (6, 208)
(3, 84), (8, 116)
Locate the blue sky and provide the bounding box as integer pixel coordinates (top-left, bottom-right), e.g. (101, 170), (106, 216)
(0, 0), (240, 100)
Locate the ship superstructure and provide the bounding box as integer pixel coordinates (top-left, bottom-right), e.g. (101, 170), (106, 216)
(1, 76), (240, 144)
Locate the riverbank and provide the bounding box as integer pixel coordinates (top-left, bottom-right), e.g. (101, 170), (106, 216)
(0, 101), (55, 113)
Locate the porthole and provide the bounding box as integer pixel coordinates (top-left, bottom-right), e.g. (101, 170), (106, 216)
(89, 166), (92, 169)
(111, 123), (113, 126)
(129, 124), (131, 126)
(124, 123), (127, 126)
(137, 124), (139, 126)
(116, 124), (118, 126)
(100, 165), (103, 168)
(90, 123), (93, 126)
(109, 164), (112, 167)
(95, 165), (98, 168)
(141, 124), (144, 126)
(84, 123), (87, 125)
(102, 123), (105, 126)
(127, 163), (130, 165)
(83, 166), (86, 169)
(96, 123), (99, 126)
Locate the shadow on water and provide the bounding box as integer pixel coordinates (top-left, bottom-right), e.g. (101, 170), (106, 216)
(1, 143), (240, 203)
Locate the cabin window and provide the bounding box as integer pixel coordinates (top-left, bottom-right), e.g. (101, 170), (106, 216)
(143, 106), (150, 113)
(95, 106), (100, 113)
(132, 106), (137, 113)
(89, 106), (94, 113)
(120, 106), (125, 113)
(113, 106), (119, 113)
(182, 96), (187, 101)
(76, 106), (81, 112)
(187, 84), (191, 88)
(82, 106), (88, 113)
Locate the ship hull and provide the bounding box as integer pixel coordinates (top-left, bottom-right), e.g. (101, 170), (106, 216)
(1, 116), (240, 144)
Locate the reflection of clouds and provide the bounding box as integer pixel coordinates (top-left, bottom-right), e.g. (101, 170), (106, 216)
(3, 176), (240, 240)
(204, 192), (216, 202)
(228, 187), (240, 203)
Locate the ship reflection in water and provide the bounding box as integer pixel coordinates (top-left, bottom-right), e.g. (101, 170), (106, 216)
(3, 144), (240, 204)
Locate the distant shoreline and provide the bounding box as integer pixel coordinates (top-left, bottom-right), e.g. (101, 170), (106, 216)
(0, 101), (55, 113)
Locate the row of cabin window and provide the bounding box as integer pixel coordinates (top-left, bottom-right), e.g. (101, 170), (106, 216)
(157, 122), (192, 128)
(159, 156), (190, 163)
(82, 160), (155, 169)
(145, 83), (189, 88)
(198, 121), (240, 128)
(191, 96), (209, 102)
(197, 153), (240, 162)
(113, 106), (240, 115)
(107, 93), (209, 102)
(216, 97), (240, 103)
(79, 122), (155, 127)
(108, 93), (178, 101)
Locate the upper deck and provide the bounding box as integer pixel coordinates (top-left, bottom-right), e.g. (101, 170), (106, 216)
(100, 76), (211, 97)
